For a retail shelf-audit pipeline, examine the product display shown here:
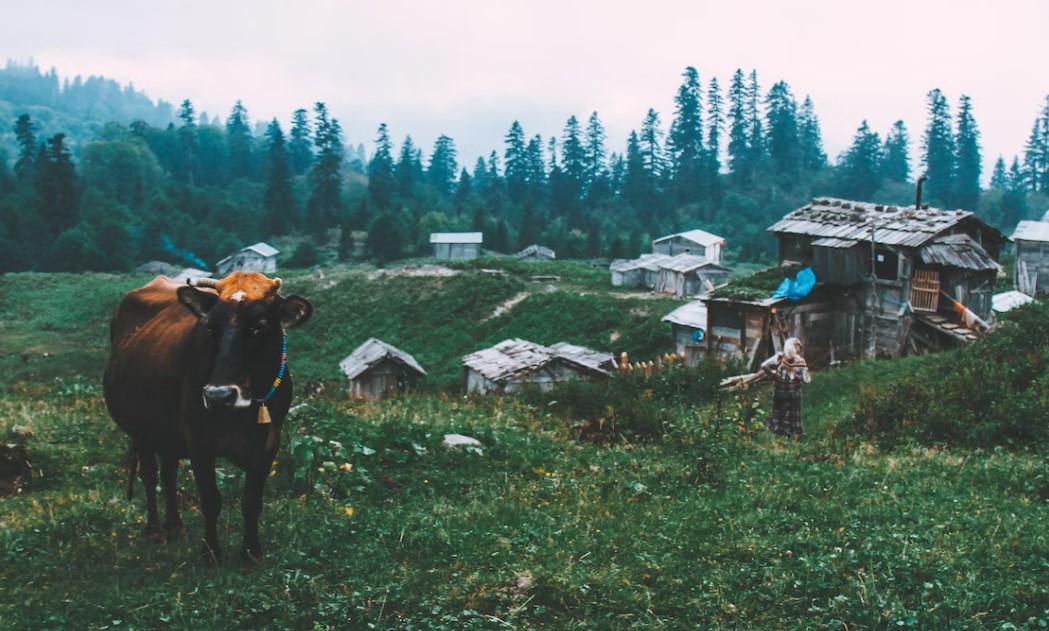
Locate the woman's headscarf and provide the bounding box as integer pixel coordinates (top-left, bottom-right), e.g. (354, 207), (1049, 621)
(781, 337), (806, 368)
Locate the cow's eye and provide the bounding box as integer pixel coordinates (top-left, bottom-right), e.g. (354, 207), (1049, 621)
(249, 321), (269, 336)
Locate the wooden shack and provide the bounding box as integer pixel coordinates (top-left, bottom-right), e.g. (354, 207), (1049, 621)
(653, 254), (734, 297)
(1010, 220), (1049, 295)
(652, 229), (725, 262)
(662, 301), (708, 364)
(215, 242), (279, 277)
(339, 338), (427, 400)
(431, 232), (483, 259)
(462, 338), (611, 395)
(609, 254), (672, 288)
(765, 197), (1007, 360)
(516, 244), (556, 261)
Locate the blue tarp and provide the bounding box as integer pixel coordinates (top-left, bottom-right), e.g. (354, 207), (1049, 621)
(771, 267), (816, 300)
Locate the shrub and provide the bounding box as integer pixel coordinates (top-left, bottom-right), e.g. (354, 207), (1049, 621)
(849, 300), (1049, 449)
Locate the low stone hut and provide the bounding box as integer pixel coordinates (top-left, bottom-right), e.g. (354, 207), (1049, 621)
(339, 338), (427, 400)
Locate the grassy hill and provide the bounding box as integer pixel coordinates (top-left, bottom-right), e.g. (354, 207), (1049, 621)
(1, 262), (1047, 629)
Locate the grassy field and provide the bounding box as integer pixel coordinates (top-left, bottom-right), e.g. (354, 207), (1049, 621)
(1, 262), (1047, 630)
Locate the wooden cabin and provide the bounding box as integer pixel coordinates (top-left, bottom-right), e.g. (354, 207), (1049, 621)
(215, 242), (279, 277)
(339, 338), (427, 400)
(770, 197), (1007, 360)
(1010, 220), (1049, 295)
(652, 229), (725, 263)
(516, 244), (556, 262)
(431, 232), (483, 259)
(462, 339), (611, 395)
(662, 301), (708, 365)
(653, 254), (734, 298)
(704, 197), (1008, 368)
(609, 254), (672, 288)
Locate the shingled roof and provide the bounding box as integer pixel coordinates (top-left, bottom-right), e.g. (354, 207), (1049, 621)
(339, 338), (426, 381)
(462, 339), (611, 383)
(770, 197), (1006, 249)
(919, 234), (1002, 272)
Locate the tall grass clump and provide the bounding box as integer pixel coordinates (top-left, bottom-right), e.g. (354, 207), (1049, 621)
(850, 300), (1049, 449)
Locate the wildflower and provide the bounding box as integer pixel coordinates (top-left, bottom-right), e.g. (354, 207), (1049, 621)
(339, 463), (352, 472)
(339, 506), (354, 516)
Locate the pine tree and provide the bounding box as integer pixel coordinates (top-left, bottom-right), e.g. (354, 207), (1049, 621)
(427, 135), (458, 198)
(954, 95), (982, 211)
(921, 88), (956, 206)
(288, 108), (313, 176)
(36, 133), (78, 235)
(503, 121), (529, 205)
(367, 123), (395, 209)
(225, 100), (254, 182)
(366, 211), (402, 263)
(306, 102), (344, 239)
(395, 135), (423, 201)
(745, 70), (767, 177)
(989, 156), (1008, 190)
(726, 69), (750, 182)
(639, 109), (668, 194)
(797, 96), (827, 173)
(839, 121), (883, 200)
(584, 112), (609, 204)
(669, 66), (704, 205)
(764, 80), (799, 178)
(557, 116), (586, 227)
(176, 99), (197, 186)
(705, 76), (724, 202)
(13, 113), (36, 185)
(263, 119), (296, 235)
(525, 134), (547, 205)
(1022, 95), (1049, 192)
(881, 121), (910, 184)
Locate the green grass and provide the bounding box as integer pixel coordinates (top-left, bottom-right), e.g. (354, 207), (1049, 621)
(1, 265), (1047, 630)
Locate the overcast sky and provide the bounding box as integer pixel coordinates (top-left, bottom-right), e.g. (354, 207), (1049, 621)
(5, 0), (1047, 182)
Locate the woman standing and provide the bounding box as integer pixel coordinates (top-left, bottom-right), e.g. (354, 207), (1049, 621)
(761, 337), (811, 441)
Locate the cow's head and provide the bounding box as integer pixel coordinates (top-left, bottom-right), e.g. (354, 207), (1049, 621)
(176, 273), (313, 410)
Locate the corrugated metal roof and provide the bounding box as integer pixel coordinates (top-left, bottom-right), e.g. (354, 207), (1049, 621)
(245, 242), (280, 257)
(653, 228), (725, 247)
(462, 338), (610, 382)
(609, 253), (673, 272)
(339, 338), (426, 381)
(1011, 220), (1049, 243)
(992, 290), (1034, 313)
(430, 232), (483, 244)
(516, 244), (556, 259)
(811, 237), (859, 249)
(770, 198), (988, 248)
(549, 342), (615, 372)
(661, 301), (707, 327)
(919, 234), (1002, 272)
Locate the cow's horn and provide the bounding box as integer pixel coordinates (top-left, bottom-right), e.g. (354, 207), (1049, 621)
(188, 277), (219, 288)
(272, 277), (282, 290)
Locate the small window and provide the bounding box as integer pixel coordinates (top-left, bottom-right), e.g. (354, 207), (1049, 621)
(874, 248), (898, 280)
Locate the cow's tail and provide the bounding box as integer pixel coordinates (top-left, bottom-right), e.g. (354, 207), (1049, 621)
(124, 443), (138, 501)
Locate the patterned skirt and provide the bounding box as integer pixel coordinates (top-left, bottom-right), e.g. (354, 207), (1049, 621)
(767, 377), (803, 437)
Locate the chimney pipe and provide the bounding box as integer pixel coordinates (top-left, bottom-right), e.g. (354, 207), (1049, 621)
(915, 175), (927, 210)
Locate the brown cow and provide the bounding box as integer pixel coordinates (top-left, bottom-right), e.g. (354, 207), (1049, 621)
(103, 272), (313, 564)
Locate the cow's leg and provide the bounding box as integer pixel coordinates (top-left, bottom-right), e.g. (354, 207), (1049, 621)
(239, 465), (269, 561)
(160, 455), (182, 540)
(190, 455), (222, 566)
(140, 451), (165, 543)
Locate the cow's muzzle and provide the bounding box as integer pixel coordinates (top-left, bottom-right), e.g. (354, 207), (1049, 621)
(202, 385), (252, 410)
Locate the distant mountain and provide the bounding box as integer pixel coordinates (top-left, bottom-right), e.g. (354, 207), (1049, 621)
(0, 59), (176, 157)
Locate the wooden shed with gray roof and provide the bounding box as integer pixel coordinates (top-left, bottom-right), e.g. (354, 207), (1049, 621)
(761, 197), (1008, 360)
(216, 242), (279, 277)
(462, 338), (612, 395)
(1010, 220), (1049, 295)
(431, 232), (483, 259)
(652, 228), (726, 262)
(653, 254), (734, 297)
(339, 338), (427, 400)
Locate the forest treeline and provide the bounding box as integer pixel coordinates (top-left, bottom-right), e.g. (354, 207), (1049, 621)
(1, 60), (1048, 273)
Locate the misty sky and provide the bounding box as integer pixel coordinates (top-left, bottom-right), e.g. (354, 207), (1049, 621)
(5, 0), (1047, 183)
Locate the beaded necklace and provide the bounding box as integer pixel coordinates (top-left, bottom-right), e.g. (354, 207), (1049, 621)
(255, 332), (287, 425)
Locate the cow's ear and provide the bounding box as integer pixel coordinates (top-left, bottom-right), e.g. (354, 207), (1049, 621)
(177, 286), (219, 319)
(279, 295), (313, 329)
